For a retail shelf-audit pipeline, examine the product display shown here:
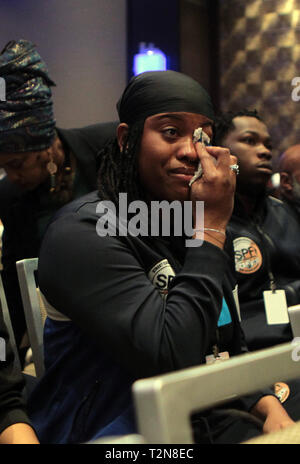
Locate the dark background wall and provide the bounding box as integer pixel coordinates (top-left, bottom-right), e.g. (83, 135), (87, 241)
(219, 0), (300, 161)
(128, 0), (300, 161)
(179, 0), (220, 110)
(0, 0), (219, 128)
(127, 0), (219, 106)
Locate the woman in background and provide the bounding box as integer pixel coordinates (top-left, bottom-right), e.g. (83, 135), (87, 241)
(0, 39), (117, 359)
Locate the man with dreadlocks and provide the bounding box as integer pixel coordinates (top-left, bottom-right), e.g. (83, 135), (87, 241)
(213, 109), (300, 414)
(28, 72), (296, 444)
(0, 39), (117, 358)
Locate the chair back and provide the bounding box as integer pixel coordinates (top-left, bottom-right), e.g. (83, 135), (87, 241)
(288, 304), (300, 338)
(16, 258), (45, 378)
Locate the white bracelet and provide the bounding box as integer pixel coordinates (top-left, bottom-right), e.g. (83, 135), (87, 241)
(195, 228), (226, 237)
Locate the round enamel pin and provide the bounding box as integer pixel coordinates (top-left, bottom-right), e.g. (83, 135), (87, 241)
(233, 237), (262, 274)
(274, 382), (290, 403)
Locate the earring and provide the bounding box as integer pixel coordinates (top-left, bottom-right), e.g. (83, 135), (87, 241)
(46, 156), (58, 193)
(120, 143), (129, 154)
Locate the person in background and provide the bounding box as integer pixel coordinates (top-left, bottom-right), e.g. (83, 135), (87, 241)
(0, 309), (39, 444)
(278, 144), (300, 221)
(213, 109), (300, 426)
(0, 39), (117, 360)
(28, 72), (297, 444)
(213, 109), (300, 350)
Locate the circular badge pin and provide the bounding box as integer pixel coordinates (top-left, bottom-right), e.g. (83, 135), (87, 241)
(148, 259), (175, 299)
(274, 382), (290, 403)
(233, 237), (262, 274)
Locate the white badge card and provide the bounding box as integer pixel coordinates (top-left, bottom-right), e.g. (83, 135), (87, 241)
(263, 290), (289, 325)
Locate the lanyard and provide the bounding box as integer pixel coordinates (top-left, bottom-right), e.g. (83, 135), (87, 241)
(212, 325), (221, 357)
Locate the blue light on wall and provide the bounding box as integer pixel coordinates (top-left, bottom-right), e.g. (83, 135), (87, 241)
(133, 42), (167, 76)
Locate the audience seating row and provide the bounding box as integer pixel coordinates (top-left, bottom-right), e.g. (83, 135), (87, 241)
(1, 259), (300, 444)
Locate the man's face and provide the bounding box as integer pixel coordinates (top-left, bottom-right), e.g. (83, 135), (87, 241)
(221, 116), (273, 195)
(138, 112), (213, 202)
(0, 150), (49, 191)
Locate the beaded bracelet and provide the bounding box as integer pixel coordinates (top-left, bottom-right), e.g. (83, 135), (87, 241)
(195, 228), (226, 236)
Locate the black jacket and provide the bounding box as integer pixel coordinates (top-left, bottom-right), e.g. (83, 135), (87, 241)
(228, 195), (300, 350)
(0, 122), (118, 347)
(28, 191), (271, 443)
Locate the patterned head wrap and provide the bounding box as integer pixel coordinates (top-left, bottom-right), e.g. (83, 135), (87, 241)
(117, 70), (215, 125)
(0, 39), (56, 153)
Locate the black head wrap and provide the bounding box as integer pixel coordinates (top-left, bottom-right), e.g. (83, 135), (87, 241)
(0, 39), (56, 153)
(117, 70), (214, 125)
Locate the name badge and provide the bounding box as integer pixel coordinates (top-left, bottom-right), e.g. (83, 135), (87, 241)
(263, 290), (289, 325)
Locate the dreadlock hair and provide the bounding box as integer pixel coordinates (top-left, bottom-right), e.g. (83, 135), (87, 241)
(213, 109), (263, 146)
(97, 119), (146, 205)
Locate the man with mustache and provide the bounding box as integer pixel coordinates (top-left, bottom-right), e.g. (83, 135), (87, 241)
(214, 110), (300, 353)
